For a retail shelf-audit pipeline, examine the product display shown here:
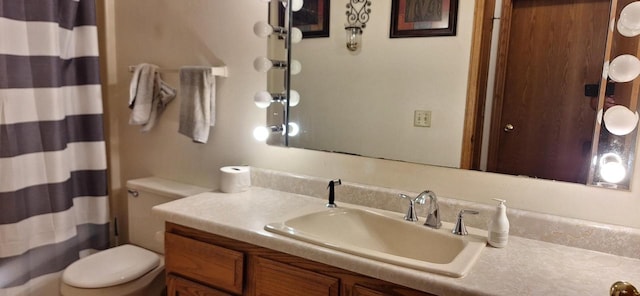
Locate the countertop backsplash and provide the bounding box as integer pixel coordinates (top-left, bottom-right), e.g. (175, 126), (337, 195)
(251, 167), (640, 259)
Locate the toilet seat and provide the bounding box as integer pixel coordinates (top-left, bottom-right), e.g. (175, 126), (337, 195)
(62, 244), (160, 288)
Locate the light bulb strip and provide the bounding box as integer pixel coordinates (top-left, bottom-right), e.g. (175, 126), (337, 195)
(283, 0), (293, 145)
(254, 0), (300, 144)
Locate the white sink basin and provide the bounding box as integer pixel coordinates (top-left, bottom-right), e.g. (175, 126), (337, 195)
(264, 207), (486, 278)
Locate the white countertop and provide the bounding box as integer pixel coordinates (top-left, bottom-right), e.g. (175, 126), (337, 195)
(152, 187), (640, 296)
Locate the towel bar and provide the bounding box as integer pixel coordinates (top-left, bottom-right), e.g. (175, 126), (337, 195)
(127, 65), (229, 77)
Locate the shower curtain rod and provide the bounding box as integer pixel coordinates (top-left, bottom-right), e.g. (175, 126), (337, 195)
(127, 65), (229, 77)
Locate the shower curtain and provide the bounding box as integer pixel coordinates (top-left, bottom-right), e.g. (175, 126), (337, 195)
(0, 0), (110, 294)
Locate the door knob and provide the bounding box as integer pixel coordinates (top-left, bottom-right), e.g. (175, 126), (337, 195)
(504, 124), (514, 132)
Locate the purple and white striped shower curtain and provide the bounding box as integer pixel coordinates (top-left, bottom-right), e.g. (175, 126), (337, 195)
(0, 0), (110, 294)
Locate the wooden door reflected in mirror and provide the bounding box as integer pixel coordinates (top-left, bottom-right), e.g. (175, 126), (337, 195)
(486, 0), (610, 184)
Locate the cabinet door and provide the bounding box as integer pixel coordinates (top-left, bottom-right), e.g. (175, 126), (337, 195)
(167, 274), (234, 296)
(165, 232), (244, 295)
(254, 257), (340, 296)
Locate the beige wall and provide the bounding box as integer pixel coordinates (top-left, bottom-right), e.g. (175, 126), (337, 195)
(289, 0), (474, 166)
(103, 0), (640, 240)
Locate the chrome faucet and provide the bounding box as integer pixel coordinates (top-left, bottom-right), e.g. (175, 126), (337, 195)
(419, 190), (441, 229)
(399, 193), (426, 221)
(452, 209), (479, 235)
(326, 179), (341, 208)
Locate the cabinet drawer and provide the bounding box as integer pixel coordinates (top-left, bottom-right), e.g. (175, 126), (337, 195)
(254, 257), (339, 296)
(165, 232), (244, 295)
(167, 274), (234, 296)
(352, 285), (386, 296)
(352, 283), (437, 296)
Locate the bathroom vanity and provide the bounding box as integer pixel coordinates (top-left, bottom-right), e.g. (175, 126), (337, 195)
(153, 180), (640, 296)
(165, 222), (434, 295)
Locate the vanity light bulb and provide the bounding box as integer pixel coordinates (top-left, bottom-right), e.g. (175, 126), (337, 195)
(253, 57), (273, 72)
(608, 54), (640, 83)
(600, 161), (626, 183)
(289, 90), (300, 106)
(287, 122), (300, 136)
(253, 21), (273, 38)
(287, 0), (304, 12)
(290, 60), (302, 75)
(253, 126), (270, 141)
(619, 2), (640, 34)
(290, 27), (303, 43)
(260, 0), (303, 12)
(254, 91), (273, 108)
(603, 105), (639, 136)
(617, 20), (640, 37)
(599, 153), (626, 184)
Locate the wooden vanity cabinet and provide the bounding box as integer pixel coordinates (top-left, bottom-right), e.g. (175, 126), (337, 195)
(165, 222), (436, 296)
(167, 274), (234, 296)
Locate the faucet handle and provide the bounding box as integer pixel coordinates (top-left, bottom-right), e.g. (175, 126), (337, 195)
(452, 209), (479, 236)
(398, 193), (424, 222)
(458, 209), (480, 216)
(399, 193), (427, 204)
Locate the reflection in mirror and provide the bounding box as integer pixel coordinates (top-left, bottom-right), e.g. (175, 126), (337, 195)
(289, 0), (474, 167)
(265, 0), (640, 189)
(485, 0), (610, 184)
(589, 0), (640, 189)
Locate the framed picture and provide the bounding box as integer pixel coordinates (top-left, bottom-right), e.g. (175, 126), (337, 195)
(390, 0), (459, 38)
(279, 0), (330, 38)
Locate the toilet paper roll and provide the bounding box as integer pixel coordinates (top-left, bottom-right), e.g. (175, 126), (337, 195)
(219, 166), (251, 193)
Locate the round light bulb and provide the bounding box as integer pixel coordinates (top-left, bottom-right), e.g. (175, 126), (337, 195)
(287, 122), (300, 136)
(290, 0), (304, 12)
(619, 2), (640, 31)
(253, 57), (273, 72)
(254, 91), (273, 108)
(608, 54), (640, 83)
(603, 105), (639, 135)
(253, 126), (270, 141)
(264, 0), (303, 11)
(617, 20), (640, 37)
(290, 60), (302, 75)
(253, 21), (273, 38)
(601, 161), (626, 183)
(599, 153), (627, 184)
(290, 27), (303, 43)
(288, 90), (300, 106)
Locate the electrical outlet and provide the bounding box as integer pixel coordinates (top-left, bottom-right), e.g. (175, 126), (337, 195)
(414, 110), (431, 127)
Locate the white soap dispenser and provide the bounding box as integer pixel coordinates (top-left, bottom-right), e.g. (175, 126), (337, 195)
(488, 198), (509, 248)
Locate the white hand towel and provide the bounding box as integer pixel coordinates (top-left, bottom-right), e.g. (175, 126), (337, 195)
(128, 63), (176, 132)
(139, 78), (177, 132)
(178, 66), (215, 143)
(128, 63), (158, 125)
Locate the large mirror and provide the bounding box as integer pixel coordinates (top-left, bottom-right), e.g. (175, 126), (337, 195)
(264, 0), (640, 190)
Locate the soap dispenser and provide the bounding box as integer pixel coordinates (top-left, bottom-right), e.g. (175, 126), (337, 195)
(488, 198), (509, 248)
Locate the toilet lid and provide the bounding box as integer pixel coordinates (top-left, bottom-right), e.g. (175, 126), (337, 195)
(62, 244), (160, 288)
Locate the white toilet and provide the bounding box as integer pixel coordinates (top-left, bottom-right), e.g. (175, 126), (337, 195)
(60, 177), (210, 296)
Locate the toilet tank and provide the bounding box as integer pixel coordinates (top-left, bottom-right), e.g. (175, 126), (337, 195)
(126, 177), (210, 254)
